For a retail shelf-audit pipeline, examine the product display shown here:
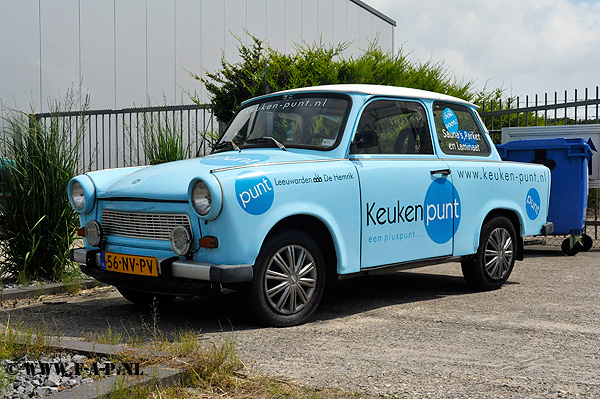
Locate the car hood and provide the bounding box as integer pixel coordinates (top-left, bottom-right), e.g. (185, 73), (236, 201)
(98, 150), (331, 201)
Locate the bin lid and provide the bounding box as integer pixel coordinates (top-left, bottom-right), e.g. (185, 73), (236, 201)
(496, 137), (593, 158)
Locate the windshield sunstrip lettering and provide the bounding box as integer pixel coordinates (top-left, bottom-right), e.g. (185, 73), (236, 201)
(246, 98), (329, 114)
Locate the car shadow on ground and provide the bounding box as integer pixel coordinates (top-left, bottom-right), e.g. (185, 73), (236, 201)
(317, 270), (486, 321)
(522, 247), (576, 258)
(0, 266), (493, 339)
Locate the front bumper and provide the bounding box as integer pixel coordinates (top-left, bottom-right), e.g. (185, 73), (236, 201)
(70, 248), (253, 295)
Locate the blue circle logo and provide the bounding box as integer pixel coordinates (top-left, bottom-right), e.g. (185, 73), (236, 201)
(200, 154), (270, 166)
(424, 178), (461, 244)
(443, 108), (459, 133)
(235, 171), (274, 215)
(526, 188), (541, 220)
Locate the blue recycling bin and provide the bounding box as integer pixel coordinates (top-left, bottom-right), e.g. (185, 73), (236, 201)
(496, 138), (593, 238)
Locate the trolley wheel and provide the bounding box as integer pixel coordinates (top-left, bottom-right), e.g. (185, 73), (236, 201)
(575, 234), (593, 252)
(561, 238), (579, 256)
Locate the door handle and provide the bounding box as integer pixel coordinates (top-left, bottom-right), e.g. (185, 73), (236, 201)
(430, 168), (451, 176)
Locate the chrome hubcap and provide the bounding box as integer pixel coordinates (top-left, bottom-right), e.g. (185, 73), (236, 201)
(264, 245), (317, 315)
(484, 227), (514, 280)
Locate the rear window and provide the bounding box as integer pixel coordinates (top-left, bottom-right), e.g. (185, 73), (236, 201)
(433, 102), (491, 156)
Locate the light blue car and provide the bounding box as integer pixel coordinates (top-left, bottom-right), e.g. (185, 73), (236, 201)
(69, 84), (553, 326)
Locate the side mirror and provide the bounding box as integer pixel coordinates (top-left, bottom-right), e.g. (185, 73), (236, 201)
(353, 130), (378, 149)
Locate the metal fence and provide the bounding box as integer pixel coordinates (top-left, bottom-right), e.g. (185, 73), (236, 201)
(34, 104), (219, 173)
(480, 87), (599, 249)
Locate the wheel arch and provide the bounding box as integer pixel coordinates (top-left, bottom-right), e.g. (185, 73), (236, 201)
(481, 209), (524, 261)
(263, 214), (339, 282)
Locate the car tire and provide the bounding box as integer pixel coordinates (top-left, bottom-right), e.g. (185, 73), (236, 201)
(117, 287), (176, 307)
(248, 229), (326, 327)
(461, 216), (517, 291)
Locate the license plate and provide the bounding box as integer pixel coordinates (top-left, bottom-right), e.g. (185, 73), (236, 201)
(101, 252), (159, 277)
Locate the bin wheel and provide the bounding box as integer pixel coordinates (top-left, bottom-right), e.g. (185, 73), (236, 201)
(561, 238), (579, 256)
(576, 234), (593, 252)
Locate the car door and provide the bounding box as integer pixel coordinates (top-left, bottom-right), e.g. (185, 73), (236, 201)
(350, 98), (455, 269)
(430, 101), (514, 257)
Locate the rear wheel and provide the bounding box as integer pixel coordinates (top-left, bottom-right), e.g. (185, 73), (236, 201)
(117, 287), (175, 307)
(462, 216), (517, 291)
(248, 229), (325, 327)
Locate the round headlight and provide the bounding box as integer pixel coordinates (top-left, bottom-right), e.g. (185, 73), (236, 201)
(71, 181), (86, 211)
(192, 180), (212, 216)
(170, 226), (192, 256)
(86, 220), (102, 247)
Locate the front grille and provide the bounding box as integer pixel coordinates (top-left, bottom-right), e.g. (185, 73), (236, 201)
(101, 210), (191, 241)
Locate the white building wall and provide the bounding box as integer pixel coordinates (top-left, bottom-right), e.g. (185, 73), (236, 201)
(0, 0), (395, 113)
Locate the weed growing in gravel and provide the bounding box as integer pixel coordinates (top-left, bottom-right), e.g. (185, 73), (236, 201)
(0, 370), (15, 398)
(61, 264), (86, 295)
(93, 321), (126, 346)
(0, 317), (50, 360)
(105, 378), (152, 399)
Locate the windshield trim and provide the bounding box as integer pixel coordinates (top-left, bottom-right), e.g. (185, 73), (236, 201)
(213, 92), (353, 153)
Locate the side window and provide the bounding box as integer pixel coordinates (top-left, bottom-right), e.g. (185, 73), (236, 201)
(351, 100), (433, 155)
(433, 102), (491, 156)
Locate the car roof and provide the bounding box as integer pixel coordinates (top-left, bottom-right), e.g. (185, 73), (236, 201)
(264, 84), (476, 108)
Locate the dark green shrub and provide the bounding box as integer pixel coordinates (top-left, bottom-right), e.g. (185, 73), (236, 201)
(189, 34), (502, 123)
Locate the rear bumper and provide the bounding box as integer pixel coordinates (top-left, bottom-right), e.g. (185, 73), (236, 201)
(70, 248), (253, 295)
(541, 222), (554, 235)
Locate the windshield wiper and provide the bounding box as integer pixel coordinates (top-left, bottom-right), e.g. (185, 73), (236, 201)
(214, 140), (241, 153)
(245, 137), (286, 151)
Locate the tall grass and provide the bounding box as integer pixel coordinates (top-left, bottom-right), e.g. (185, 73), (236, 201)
(140, 111), (191, 165)
(128, 110), (218, 166)
(0, 91), (87, 283)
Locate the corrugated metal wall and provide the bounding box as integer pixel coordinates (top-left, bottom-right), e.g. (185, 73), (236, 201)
(0, 0), (395, 113)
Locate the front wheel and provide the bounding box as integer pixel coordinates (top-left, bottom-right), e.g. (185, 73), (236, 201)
(248, 230), (326, 327)
(462, 216), (517, 291)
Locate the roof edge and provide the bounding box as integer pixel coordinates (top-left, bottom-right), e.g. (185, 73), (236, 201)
(350, 0), (397, 27)
(269, 84), (476, 108)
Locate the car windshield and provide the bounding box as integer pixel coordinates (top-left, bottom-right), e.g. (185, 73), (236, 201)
(215, 95), (350, 151)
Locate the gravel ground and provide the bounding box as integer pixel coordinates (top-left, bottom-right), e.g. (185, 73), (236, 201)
(0, 247), (598, 398)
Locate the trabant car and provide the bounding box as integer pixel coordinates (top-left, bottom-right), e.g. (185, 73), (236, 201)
(69, 84), (553, 326)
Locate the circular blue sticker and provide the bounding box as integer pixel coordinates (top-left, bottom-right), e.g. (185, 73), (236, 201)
(235, 171), (274, 215)
(442, 108), (459, 133)
(526, 188), (541, 220)
(424, 178), (461, 244)
(200, 154), (270, 166)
